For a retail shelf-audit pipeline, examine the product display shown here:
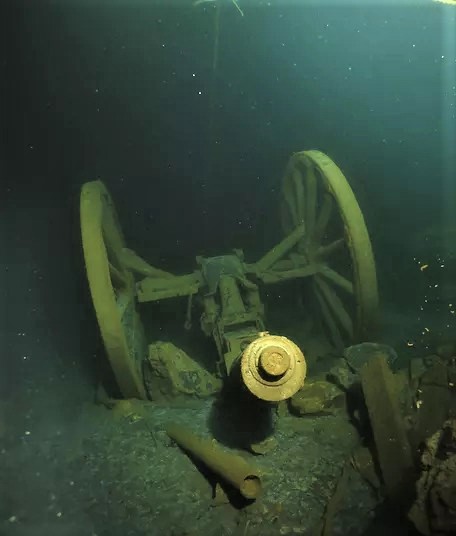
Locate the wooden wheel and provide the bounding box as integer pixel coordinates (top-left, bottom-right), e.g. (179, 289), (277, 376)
(80, 180), (147, 399)
(280, 150), (378, 347)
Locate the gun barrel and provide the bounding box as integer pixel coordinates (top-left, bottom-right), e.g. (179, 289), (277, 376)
(166, 423), (262, 500)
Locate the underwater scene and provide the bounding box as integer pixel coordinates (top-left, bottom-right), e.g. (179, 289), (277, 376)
(2, 0), (456, 535)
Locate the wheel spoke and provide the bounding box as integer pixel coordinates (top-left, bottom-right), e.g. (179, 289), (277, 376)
(313, 281), (344, 349)
(104, 231), (125, 275)
(109, 261), (128, 289)
(315, 275), (353, 339)
(279, 150), (379, 345)
(313, 193), (333, 246)
(316, 238), (345, 259)
(283, 178), (299, 227)
(292, 168), (305, 224)
(319, 266), (354, 294)
(116, 287), (133, 317)
(305, 167), (317, 246)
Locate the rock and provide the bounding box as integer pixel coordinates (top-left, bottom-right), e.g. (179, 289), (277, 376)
(94, 382), (114, 407)
(144, 342), (222, 400)
(289, 380), (345, 416)
(409, 358), (427, 384)
(448, 365), (456, 388)
(212, 483), (230, 506)
(436, 341), (456, 361)
(411, 359), (453, 447)
(423, 354), (442, 368)
(350, 446), (381, 490)
(394, 368), (415, 417)
(111, 399), (146, 422)
(343, 343), (397, 372)
(409, 420), (456, 536)
(421, 359), (449, 387)
(327, 362), (357, 391)
(250, 436), (278, 455)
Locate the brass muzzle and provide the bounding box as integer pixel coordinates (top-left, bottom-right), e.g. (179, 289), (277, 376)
(240, 333), (306, 402)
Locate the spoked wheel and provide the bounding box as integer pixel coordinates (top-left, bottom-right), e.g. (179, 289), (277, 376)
(280, 150), (378, 348)
(80, 181), (148, 399)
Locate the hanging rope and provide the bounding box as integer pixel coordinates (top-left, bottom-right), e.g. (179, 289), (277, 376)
(195, 1), (244, 184)
(212, 3), (221, 74)
(204, 3), (221, 184)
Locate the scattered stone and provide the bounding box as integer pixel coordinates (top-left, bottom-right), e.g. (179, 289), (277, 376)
(411, 359), (454, 448)
(111, 399), (146, 422)
(327, 362), (357, 391)
(144, 342), (222, 401)
(212, 483), (230, 506)
(423, 354), (441, 368)
(409, 420), (456, 536)
(94, 382), (115, 408)
(250, 435), (278, 455)
(409, 358), (427, 385)
(349, 446), (381, 491)
(344, 343), (397, 373)
(288, 380), (345, 416)
(394, 369), (415, 417)
(448, 365), (456, 388)
(436, 340), (456, 361)
(421, 359), (449, 387)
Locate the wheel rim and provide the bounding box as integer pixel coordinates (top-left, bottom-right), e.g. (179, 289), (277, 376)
(80, 180), (147, 399)
(280, 150), (378, 347)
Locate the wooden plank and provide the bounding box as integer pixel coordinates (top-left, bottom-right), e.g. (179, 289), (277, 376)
(361, 355), (416, 505)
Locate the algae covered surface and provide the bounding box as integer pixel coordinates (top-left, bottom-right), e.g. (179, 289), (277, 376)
(1, 384), (377, 536)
